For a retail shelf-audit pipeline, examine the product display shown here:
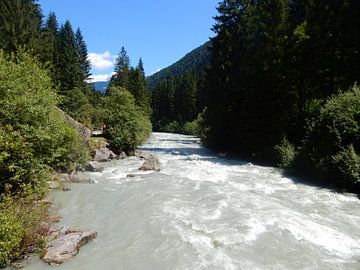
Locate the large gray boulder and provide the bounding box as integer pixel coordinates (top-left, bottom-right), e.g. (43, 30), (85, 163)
(43, 230), (97, 265)
(139, 155), (160, 171)
(85, 161), (104, 172)
(93, 147), (111, 162)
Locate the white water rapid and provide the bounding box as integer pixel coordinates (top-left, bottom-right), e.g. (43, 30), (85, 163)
(24, 133), (360, 269)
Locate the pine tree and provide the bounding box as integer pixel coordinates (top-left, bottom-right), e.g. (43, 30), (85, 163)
(110, 47), (130, 89)
(75, 28), (91, 83)
(128, 58), (151, 115)
(0, 0), (42, 54)
(40, 12), (60, 84)
(58, 20), (81, 91)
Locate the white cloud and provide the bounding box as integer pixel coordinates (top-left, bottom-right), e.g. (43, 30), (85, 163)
(87, 72), (115, 83)
(88, 51), (115, 71)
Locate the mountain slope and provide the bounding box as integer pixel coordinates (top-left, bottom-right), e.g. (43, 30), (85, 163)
(147, 41), (211, 89)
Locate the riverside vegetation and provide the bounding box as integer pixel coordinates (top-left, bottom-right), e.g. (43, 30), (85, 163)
(0, 0), (151, 267)
(0, 0), (359, 267)
(150, 0), (360, 193)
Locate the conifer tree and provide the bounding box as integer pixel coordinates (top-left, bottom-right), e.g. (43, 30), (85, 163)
(110, 47), (130, 89)
(41, 12), (60, 84)
(75, 28), (91, 83)
(58, 20), (81, 91)
(0, 0), (42, 54)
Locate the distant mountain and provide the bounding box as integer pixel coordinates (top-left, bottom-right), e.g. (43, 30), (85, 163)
(89, 81), (109, 93)
(147, 41), (211, 89)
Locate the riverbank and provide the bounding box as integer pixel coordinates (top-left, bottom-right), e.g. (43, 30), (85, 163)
(17, 133), (360, 270)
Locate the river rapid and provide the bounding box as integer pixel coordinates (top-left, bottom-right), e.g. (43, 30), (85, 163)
(24, 132), (360, 270)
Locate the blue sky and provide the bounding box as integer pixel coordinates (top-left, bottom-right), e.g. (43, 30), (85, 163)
(38, 0), (219, 82)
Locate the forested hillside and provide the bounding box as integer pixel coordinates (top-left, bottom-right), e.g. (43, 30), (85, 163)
(150, 0), (360, 192)
(147, 41), (210, 90)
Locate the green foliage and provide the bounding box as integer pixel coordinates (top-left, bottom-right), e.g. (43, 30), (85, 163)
(147, 41), (211, 90)
(110, 47), (130, 89)
(0, 51), (88, 192)
(60, 87), (94, 128)
(103, 87), (152, 153)
(0, 188), (49, 268)
(274, 137), (296, 168)
(297, 85), (360, 186)
(0, 0), (42, 55)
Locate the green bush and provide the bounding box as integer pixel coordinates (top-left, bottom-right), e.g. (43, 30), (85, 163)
(297, 85), (360, 186)
(103, 87), (152, 153)
(274, 137), (296, 168)
(0, 188), (49, 268)
(0, 51), (88, 193)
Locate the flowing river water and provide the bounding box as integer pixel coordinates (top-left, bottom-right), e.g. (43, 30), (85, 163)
(24, 132), (360, 269)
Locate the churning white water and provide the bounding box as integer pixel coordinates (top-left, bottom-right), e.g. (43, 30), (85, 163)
(24, 133), (360, 269)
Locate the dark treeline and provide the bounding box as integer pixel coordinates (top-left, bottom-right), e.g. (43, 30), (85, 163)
(151, 70), (206, 135)
(150, 0), (360, 191)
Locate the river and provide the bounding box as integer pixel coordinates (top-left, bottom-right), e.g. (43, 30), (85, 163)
(24, 132), (360, 269)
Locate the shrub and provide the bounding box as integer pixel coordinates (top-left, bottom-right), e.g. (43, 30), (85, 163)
(274, 137), (296, 168)
(297, 85), (360, 186)
(0, 187), (49, 268)
(0, 51), (88, 193)
(103, 87), (152, 153)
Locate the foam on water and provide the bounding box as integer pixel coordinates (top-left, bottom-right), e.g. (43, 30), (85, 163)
(21, 132), (360, 270)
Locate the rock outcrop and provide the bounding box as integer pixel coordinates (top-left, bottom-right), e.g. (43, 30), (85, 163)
(56, 107), (91, 141)
(139, 155), (160, 171)
(43, 230), (97, 265)
(93, 147), (117, 162)
(85, 161), (104, 172)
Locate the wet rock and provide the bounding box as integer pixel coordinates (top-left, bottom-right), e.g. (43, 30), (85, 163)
(85, 161), (104, 172)
(70, 177), (95, 184)
(93, 147), (111, 162)
(65, 227), (82, 234)
(139, 155), (160, 172)
(11, 262), (26, 269)
(118, 151), (127, 160)
(62, 187), (71, 192)
(109, 150), (117, 160)
(48, 181), (60, 190)
(127, 174), (136, 178)
(43, 230), (97, 265)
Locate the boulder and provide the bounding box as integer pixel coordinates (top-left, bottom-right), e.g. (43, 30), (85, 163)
(70, 177), (95, 184)
(43, 230), (97, 265)
(139, 155), (160, 172)
(118, 151), (127, 160)
(85, 161), (104, 172)
(65, 227), (82, 234)
(11, 262), (26, 269)
(48, 181), (60, 190)
(93, 147), (111, 162)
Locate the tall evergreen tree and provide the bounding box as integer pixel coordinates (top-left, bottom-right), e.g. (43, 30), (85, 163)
(128, 58), (151, 115)
(57, 20), (81, 91)
(110, 47), (130, 89)
(75, 28), (91, 83)
(40, 12), (60, 84)
(0, 0), (42, 54)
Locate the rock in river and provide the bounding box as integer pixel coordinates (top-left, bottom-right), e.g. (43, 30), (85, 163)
(85, 161), (104, 172)
(43, 230), (97, 265)
(139, 155), (160, 171)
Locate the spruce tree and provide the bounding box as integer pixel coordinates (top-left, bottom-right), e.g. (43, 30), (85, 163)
(41, 12), (60, 84)
(58, 20), (81, 91)
(75, 28), (91, 83)
(110, 47), (130, 89)
(0, 0), (42, 54)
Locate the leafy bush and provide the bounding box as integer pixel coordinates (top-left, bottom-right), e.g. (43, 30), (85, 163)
(274, 137), (296, 168)
(0, 188), (49, 268)
(103, 87), (152, 153)
(0, 51), (88, 193)
(297, 85), (360, 187)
